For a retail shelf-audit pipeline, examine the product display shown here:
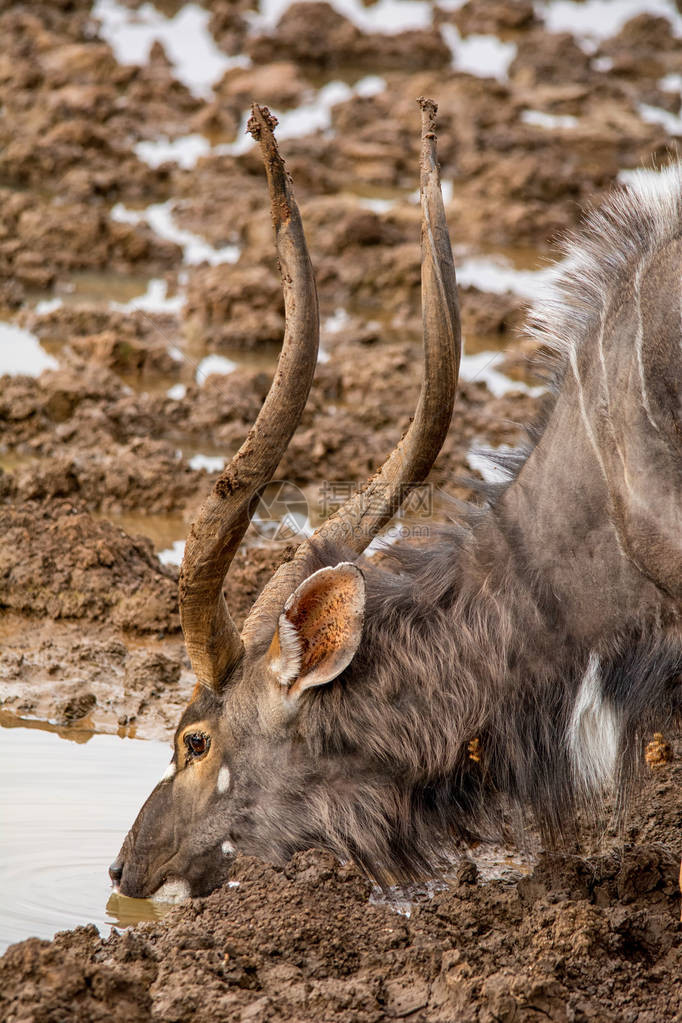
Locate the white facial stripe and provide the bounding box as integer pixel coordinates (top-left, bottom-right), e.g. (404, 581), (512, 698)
(151, 878), (191, 904)
(221, 840), (235, 856)
(216, 765), (231, 794)
(160, 761), (176, 782)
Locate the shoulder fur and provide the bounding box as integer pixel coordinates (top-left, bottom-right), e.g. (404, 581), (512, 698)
(468, 163), (682, 500)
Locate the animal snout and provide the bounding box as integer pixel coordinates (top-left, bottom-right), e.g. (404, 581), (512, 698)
(108, 860), (124, 886)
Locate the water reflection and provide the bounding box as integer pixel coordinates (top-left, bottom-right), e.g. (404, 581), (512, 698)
(106, 890), (173, 929)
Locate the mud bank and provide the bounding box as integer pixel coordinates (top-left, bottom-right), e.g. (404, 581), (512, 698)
(2, 725), (682, 1019)
(2, 766), (681, 1023)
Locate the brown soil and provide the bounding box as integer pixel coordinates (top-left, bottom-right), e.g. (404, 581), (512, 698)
(0, 0), (680, 1018)
(2, 758), (681, 1022)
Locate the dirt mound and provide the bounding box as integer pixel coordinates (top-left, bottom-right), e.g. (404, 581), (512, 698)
(0, 499), (179, 633)
(1, 832), (680, 1022)
(248, 2), (451, 72)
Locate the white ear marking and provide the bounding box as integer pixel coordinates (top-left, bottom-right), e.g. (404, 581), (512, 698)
(160, 762), (176, 782)
(269, 562), (366, 696)
(271, 614), (302, 686)
(216, 765), (231, 794)
(221, 840), (235, 855)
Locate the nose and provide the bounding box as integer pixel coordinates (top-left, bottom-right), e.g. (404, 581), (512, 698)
(109, 860), (124, 886)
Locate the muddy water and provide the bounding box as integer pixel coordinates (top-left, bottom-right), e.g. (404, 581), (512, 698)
(0, 715), (173, 954)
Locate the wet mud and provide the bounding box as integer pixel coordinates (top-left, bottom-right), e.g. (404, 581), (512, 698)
(0, 0), (681, 1018)
(2, 771), (681, 1022)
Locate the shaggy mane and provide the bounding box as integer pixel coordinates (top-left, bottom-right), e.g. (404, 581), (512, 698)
(469, 162), (682, 496)
(528, 161), (682, 362)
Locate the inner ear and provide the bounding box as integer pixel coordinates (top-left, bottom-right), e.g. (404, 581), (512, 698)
(267, 562), (366, 696)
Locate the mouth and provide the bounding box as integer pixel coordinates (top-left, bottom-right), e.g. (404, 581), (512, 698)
(111, 865), (189, 902)
(149, 877), (192, 905)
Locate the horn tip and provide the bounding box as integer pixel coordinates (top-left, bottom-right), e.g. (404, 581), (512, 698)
(417, 96), (438, 134)
(247, 104), (279, 142)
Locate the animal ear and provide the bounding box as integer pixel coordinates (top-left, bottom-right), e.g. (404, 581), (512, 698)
(267, 562), (366, 698)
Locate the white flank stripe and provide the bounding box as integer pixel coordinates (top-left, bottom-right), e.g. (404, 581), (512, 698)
(569, 348), (609, 485)
(634, 263), (661, 433)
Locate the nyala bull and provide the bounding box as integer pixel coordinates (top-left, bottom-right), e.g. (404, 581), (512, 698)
(110, 100), (682, 903)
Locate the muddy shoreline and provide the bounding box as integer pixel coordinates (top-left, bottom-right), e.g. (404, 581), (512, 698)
(1, 0), (681, 1019)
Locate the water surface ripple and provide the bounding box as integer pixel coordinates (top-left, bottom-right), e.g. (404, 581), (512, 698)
(0, 720), (170, 953)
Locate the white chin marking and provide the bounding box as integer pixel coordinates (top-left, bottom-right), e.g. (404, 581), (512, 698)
(568, 652), (621, 792)
(221, 840), (235, 856)
(216, 765), (231, 794)
(160, 761), (176, 782)
(151, 878), (191, 904)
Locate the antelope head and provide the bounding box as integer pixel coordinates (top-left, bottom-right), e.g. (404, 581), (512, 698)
(110, 100), (461, 901)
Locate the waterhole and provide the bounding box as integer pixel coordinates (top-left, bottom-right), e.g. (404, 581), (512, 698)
(0, 716), (173, 954)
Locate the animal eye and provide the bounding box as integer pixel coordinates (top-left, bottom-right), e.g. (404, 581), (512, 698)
(184, 732), (210, 759)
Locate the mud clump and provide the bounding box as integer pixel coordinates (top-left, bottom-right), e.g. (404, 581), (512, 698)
(0, 189), (181, 306)
(0, 499), (179, 633)
(248, 2), (451, 72)
(446, 0), (537, 35)
(184, 264), (285, 350)
(217, 60), (309, 112)
(598, 14), (682, 83)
